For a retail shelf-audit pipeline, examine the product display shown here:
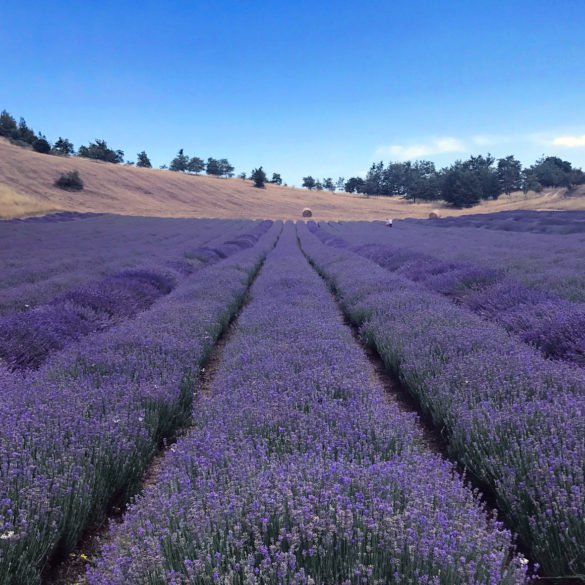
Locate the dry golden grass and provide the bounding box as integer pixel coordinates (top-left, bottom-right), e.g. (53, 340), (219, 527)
(1, 138), (584, 220)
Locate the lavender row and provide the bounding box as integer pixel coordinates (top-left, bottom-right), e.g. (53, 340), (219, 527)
(0, 221), (281, 585)
(0, 220), (272, 371)
(424, 210), (585, 235)
(325, 219), (585, 302)
(310, 222), (585, 367)
(88, 222), (526, 585)
(298, 222), (585, 579)
(0, 216), (254, 316)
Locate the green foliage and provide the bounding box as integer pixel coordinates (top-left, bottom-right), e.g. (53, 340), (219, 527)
(0, 110), (17, 137)
(78, 139), (124, 163)
(441, 164), (483, 207)
(170, 149), (189, 172)
(497, 155), (522, 196)
(302, 176), (316, 190)
(529, 156), (585, 188)
(270, 172), (282, 185)
(239, 172), (247, 180)
(32, 137), (51, 154)
(251, 167), (267, 188)
(344, 177), (364, 193)
(12, 118), (36, 144)
(187, 156), (204, 174)
(206, 157), (221, 176)
(323, 177), (335, 191)
(54, 170), (84, 191)
(336, 177), (346, 191)
(136, 151), (152, 168)
(521, 171), (543, 194)
(218, 158), (234, 177)
(53, 137), (74, 156)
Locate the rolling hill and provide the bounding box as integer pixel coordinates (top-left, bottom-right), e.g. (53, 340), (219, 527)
(1, 138), (584, 220)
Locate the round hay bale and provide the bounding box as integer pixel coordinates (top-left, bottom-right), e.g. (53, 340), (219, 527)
(302, 208), (312, 218)
(428, 210), (440, 219)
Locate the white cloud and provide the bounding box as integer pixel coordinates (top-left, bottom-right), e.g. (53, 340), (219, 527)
(375, 137), (465, 161)
(552, 134), (585, 147)
(472, 135), (499, 146)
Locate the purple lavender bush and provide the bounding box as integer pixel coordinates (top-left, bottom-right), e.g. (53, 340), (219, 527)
(0, 220), (273, 370)
(0, 221), (281, 585)
(0, 215), (256, 316)
(88, 223), (526, 585)
(308, 222), (585, 367)
(298, 222), (585, 579)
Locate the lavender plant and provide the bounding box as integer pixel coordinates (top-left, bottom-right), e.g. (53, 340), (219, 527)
(88, 223), (526, 585)
(0, 221), (281, 585)
(309, 222), (585, 367)
(298, 221), (585, 579)
(0, 215), (256, 316)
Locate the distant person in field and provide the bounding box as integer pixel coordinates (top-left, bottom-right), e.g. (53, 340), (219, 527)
(386, 218), (393, 228)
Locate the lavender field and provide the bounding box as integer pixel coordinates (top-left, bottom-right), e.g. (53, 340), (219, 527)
(1, 212), (583, 584)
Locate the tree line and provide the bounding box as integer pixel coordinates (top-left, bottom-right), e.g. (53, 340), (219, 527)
(333, 154), (585, 207)
(0, 108), (283, 189)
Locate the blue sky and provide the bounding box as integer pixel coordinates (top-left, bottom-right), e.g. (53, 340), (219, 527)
(1, 0), (584, 186)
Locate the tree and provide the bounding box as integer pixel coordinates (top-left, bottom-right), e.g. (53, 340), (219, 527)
(462, 154), (499, 200)
(0, 110), (17, 137)
(169, 149), (189, 172)
(270, 173), (282, 185)
(78, 139), (124, 163)
(529, 156), (585, 188)
(187, 156), (205, 174)
(344, 177), (365, 193)
(239, 172), (247, 180)
(251, 167), (267, 188)
(315, 180), (324, 191)
(323, 177), (335, 191)
(206, 157), (222, 176)
(521, 170), (543, 195)
(53, 137), (74, 156)
(218, 158), (235, 178)
(336, 177), (346, 192)
(497, 155), (522, 196)
(302, 176), (316, 190)
(13, 118), (36, 144)
(403, 161), (440, 203)
(33, 137), (51, 154)
(441, 163), (483, 207)
(136, 151), (152, 168)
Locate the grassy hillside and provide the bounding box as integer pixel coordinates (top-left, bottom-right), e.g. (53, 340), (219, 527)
(1, 138), (585, 220)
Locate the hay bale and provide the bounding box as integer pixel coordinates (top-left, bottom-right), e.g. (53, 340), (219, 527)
(428, 210), (440, 219)
(302, 208), (312, 218)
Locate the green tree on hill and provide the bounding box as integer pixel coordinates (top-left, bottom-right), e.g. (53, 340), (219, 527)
(497, 155), (522, 196)
(53, 137), (74, 156)
(206, 157), (221, 176)
(136, 151), (152, 168)
(251, 167), (267, 188)
(323, 178), (335, 191)
(302, 176), (316, 190)
(441, 163), (483, 207)
(78, 139), (124, 163)
(170, 149), (189, 172)
(0, 110), (17, 137)
(33, 136), (51, 153)
(218, 158), (235, 178)
(187, 157), (205, 174)
(270, 173), (282, 185)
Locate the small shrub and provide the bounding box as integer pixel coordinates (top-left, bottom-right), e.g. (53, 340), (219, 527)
(55, 170), (84, 191)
